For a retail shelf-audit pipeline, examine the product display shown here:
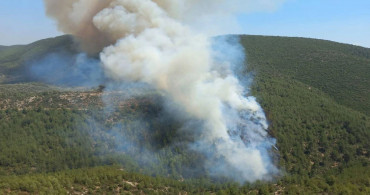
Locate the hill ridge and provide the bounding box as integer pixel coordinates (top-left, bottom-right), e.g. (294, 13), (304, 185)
(241, 35), (370, 115)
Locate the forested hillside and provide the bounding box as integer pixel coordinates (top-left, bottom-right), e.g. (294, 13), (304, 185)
(0, 35), (369, 194)
(0, 35), (76, 84)
(241, 36), (370, 115)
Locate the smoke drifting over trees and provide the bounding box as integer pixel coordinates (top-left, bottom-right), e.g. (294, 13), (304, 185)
(43, 0), (281, 182)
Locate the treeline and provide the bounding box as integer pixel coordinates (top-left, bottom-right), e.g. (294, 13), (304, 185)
(252, 75), (369, 176)
(0, 102), (207, 179)
(0, 165), (368, 194)
(0, 108), (101, 175)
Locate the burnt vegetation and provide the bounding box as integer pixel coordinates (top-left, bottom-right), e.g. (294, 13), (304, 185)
(0, 35), (369, 194)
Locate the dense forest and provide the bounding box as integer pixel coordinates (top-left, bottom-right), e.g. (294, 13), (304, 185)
(0, 35), (369, 194)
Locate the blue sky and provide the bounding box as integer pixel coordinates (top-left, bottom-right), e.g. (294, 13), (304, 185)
(0, 0), (61, 46)
(0, 0), (369, 47)
(238, 0), (370, 47)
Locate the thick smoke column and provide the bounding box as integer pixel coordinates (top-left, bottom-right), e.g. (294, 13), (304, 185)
(44, 0), (286, 52)
(44, 0), (280, 182)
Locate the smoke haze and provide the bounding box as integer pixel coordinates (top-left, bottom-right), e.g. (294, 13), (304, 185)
(43, 0), (280, 182)
(29, 52), (104, 87)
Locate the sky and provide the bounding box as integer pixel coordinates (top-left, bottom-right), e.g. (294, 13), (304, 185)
(0, 0), (369, 48)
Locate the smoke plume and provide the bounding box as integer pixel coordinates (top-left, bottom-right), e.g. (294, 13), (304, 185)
(28, 52), (104, 87)
(44, 0), (280, 182)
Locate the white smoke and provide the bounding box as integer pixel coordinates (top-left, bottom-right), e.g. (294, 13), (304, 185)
(43, 0), (281, 182)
